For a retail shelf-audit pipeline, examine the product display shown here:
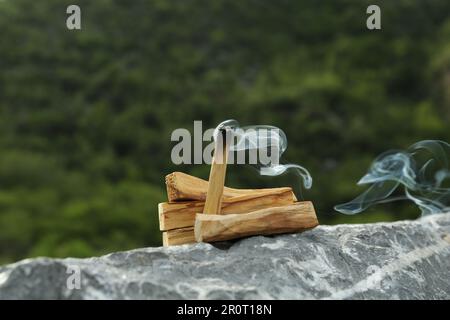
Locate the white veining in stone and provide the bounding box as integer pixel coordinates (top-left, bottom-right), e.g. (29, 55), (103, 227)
(0, 213), (449, 299)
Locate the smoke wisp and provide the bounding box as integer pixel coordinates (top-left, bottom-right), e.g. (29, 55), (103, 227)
(335, 140), (450, 216)
(215, 119), (312, 191)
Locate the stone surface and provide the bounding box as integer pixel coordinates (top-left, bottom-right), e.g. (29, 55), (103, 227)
(1, 213), (450, 299)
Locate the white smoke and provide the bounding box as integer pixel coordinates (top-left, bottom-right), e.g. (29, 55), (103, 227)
(215, 119), (312, 190)
(335, 140), (450, 215)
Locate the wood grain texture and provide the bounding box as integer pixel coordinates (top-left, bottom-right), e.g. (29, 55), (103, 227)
(159, 189), (297, 231)
(162, 227), (195, 246)
(165, 172), (296, 202)
(194, 202), (318, 243)
(203, 129), (229, 214)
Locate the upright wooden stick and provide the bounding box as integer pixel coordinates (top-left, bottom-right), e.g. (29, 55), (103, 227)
(203, 128), (229, 215)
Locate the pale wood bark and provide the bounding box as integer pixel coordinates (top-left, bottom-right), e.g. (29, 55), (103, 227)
(194, 202), (318, 243)
(159, 189), (296, 231)
(165, 172), (296, 202)
(203, 129), (229, 214)
(162, 227), (195, 247)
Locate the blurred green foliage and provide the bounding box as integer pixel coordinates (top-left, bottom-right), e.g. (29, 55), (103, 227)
(0, 0), (449, 264)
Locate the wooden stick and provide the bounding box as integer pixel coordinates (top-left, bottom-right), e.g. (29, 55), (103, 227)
(203, 128), (229, 214)
(165, 172), (296, 202)
(194, 202), (318, 243)
(159, 189), (297, 231)
(162, 227), (195, 247)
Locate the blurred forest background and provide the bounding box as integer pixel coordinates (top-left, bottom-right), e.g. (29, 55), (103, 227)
(0, 0), (449, 264)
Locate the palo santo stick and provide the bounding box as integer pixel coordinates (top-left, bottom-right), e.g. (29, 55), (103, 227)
(162, 227), (195, 247)
(159, 190), (297, 231)
(165, 172), (296, 202)
(203, 128), (229, 215)
(194, 202), (318, 243)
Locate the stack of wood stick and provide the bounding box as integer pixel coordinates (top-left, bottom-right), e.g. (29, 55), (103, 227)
(159, 172), (319, 246)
